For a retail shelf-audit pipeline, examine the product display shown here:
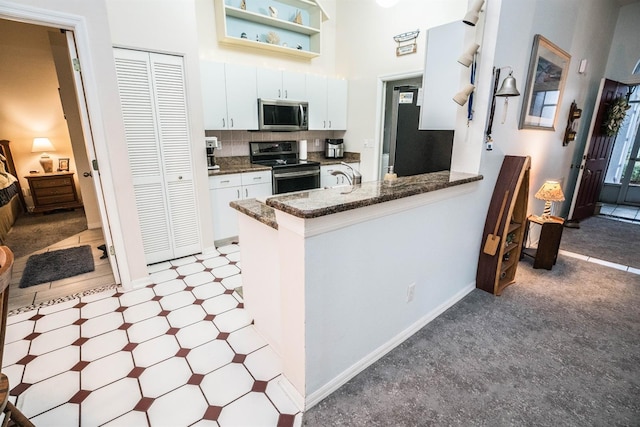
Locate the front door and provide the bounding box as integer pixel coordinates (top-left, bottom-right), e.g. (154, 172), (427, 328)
(570, 79), (630, 221)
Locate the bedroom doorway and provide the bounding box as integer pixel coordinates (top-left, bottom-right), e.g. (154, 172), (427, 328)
(0, 16), (120, 309)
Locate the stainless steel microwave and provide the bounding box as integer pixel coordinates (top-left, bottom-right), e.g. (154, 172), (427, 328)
(258, 99), (308, 131)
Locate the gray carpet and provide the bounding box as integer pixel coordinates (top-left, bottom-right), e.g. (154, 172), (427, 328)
(560, 216), (640, 269)
(303, 257), (640, 426)
(3, 209), (87, 259)
(19, 245), (95, 288)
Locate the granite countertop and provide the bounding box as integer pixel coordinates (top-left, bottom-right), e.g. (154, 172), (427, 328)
(230, 170), (482, 228)
(230, 198), (278, 230)
(265, 171), (482, 218)
(208, 152), (361, 176)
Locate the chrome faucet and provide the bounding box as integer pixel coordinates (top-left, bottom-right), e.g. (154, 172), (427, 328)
(331, 162), (362, 185)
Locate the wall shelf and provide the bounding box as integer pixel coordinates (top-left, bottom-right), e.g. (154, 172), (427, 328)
(215, 0), (326, 59)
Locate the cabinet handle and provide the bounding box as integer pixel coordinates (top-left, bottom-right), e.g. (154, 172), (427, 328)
(329, 120), (332, 128)
(222, 118), (226, 128)
(278, 89), (281, 98)
(178, 176), (183, 180)
(221, 180), (230, 184)
(237, 189), (240, 198)
(245, 188), (248, 197)
(231, 118), (234, 128)
(323, 120), (326, 128)
(285, 89), (288, 98)
(253, 177), (262, 181)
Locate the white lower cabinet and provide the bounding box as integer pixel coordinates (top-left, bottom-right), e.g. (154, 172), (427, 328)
(320, 163), (360, 187)
(210, 170), (272, 241)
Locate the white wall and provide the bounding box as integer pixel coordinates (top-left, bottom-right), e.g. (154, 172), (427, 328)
(105, 0), (216, 254)
(487, 0), (620, 219)
(334, 0), (468, 180)
(606, 2), (640, 80)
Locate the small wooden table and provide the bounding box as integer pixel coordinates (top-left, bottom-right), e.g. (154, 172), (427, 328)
(521, 215), (564, 270)
(24, 172), (83, 213)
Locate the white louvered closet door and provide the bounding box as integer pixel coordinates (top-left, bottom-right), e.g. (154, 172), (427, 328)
(114, 49), (200, 264)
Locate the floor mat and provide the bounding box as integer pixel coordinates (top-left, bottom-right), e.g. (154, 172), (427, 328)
(19, 245), (95, 288)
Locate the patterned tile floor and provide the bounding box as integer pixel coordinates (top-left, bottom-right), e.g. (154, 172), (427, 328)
(2, 243), (302, 426)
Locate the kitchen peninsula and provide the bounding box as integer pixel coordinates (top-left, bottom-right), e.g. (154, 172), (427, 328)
(231, 170), (482, 409)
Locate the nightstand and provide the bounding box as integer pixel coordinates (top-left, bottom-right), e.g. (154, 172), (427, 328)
(25, 172), (84, 213)
(521, 215), (564, 270)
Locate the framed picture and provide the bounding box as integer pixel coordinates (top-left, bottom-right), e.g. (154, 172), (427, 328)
(519, 35), (571, 130)
(58, 158), (69, 172)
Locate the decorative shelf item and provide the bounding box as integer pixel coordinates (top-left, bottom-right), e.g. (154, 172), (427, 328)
(476, 155), (531, 295)
(563, 100), (581, 146)
(393, 29), (419, 56)
(602, 96), (630, 137)
(215, 0), (329, 59)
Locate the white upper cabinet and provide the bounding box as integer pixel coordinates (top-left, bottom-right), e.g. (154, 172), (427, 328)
(327, 78), (348, 130)
(201, 61), (259, 130)
(257, 68), (306, 101)
(307, 74), (347, 130)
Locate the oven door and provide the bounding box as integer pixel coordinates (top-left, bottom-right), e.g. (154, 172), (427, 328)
(272, 165), (320, 194)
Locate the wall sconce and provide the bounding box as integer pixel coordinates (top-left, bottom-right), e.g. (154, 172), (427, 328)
(535, 180), (565, 219)
(457, 43), (480, 67)
(32, 137), (56, 173)
(563, 101), (582, 146)
(463, 0), (485, 26)
(453, 83), (475, 106)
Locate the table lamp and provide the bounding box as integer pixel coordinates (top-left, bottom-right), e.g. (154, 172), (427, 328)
(535, 180), (565, 219)
(32, 137), (55, 173)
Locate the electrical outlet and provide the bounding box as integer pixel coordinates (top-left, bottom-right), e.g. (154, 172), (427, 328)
(363, 138), (374, 148)
(407, 282), (416, 303)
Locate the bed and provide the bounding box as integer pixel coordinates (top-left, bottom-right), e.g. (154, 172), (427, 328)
(0, 140), (26, 243)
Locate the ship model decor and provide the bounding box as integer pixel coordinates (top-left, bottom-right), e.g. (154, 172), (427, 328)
(394, 29), (420, 56)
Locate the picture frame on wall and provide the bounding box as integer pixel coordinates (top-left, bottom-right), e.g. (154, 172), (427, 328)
(58, 158), (69, 172)
(519, 34), (571, 130)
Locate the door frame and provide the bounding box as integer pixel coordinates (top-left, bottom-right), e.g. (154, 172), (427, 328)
(376, 70), (423, 180)
(0, 3), (126, 285)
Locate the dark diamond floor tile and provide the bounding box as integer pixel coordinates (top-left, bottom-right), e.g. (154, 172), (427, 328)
(69, 389), (91, 404)
(203, 405), (223, 421)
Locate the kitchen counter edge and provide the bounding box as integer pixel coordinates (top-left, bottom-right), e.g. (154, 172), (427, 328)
(231, 170), (482, 225)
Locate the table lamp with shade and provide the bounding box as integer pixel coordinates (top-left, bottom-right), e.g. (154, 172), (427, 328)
(32, 137), (55, 173)
(535, 180), (565, 219)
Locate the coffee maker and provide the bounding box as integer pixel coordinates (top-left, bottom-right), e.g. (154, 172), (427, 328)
(205, 137), (220, 170)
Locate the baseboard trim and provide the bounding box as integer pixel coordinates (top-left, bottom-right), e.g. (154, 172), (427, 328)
(305, 282), (476, 410)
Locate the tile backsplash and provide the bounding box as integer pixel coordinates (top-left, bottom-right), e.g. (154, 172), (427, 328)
(204, 130), (345, 158)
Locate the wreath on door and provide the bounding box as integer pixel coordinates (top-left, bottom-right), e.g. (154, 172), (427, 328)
(603, 96), (631, 137)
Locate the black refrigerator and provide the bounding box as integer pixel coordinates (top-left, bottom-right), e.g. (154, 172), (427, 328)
(388, 86), (454, 177)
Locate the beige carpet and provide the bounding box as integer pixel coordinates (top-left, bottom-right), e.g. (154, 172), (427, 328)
(3, 209), (87, 258)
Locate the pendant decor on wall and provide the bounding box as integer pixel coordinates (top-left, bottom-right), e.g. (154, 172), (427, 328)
(393, 30), (419, 56)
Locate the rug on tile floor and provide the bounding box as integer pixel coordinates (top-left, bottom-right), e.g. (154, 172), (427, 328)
(19, 245), (94, 288)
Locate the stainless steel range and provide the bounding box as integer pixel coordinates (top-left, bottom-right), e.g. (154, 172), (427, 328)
(250, 141), (321, 194)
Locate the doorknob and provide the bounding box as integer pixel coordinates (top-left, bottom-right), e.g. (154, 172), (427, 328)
(83, 172), (92, 177)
